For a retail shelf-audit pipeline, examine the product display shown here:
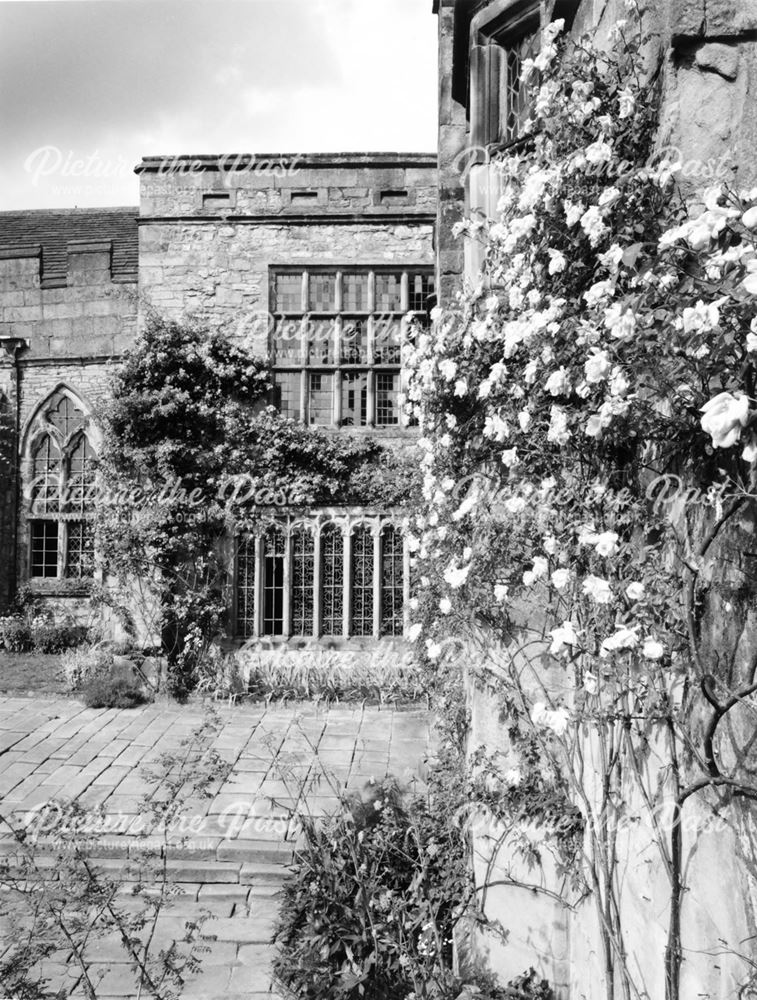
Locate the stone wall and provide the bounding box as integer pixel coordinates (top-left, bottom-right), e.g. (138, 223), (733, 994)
(0, 225), (137, 611)
(441, 0), (757, 995)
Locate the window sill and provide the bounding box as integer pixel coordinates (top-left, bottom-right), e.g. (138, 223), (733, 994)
(27, 578), (93, 598)
(230, 636), (410, 652)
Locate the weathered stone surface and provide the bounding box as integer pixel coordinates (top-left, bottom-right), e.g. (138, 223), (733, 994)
(696, 42), (739, 78)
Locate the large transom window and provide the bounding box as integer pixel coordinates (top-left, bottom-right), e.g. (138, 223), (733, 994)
(25, 390), (96, 581)
(270, 267), (434, 428)
(236, 514), (407, 641)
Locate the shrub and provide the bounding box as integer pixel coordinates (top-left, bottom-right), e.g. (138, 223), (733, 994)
(0, 616), (33, 653)
(274, 760), (473, 1000)
(80, 664), (148, 709)
(61, 643), (115, 692)
(32, 622), (87, 654)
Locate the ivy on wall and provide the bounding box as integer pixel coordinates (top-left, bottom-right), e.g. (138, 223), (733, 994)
(96, 317), (421, 696)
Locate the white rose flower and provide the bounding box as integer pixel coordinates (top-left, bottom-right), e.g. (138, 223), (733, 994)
(426, 640), (443, 660)
(747, 331), (757, 352)
(584, 349), (611, 383)
(625, 581), (646, 601)
(438, 359), (457, 382)
(551, 568), (571, 590)
(501, 448), (519, 467)
(594, 531), (619, 556)
(548, 405), (571, 444)
(700, 391), (751, 448)
(504, 767), (522, 786)
(531, 703), (571, 736)
(454, 379), (468, 397)
(548, 249), (567, 274)
(505, 496), (527, 514)
(600, 626), (639, 656)
(617, 86), (635, 119)
(444, 564), (470, 589)
(582, 574), (613, 604)
(439, 597), (452, 615)
(549, 621), (579, 654)
(518, 408), (532, 432)
(493, 583), (509, 602)
(545, 367), (572, 396)
(743, 439), (757, 462)
(407, 623), (423, 642)
(585, 139), (613, 164)
(642, 638), (665, 660)
(742, 206), (757, 229)
(543, 534), (557, 555)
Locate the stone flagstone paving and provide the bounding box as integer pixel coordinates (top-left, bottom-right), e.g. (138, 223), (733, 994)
(0, 696), (433, 998)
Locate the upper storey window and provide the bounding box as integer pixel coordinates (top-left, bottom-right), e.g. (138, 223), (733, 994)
(469, 4), (578, 151)
(269, 267), (434, 430)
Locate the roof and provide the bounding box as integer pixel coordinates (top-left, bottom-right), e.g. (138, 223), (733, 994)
(136, 152), (438, 173)
(0, 207), (138, 285)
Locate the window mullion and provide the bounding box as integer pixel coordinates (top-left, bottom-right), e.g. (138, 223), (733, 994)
(401, 272), (409, 313)
(342, 524), (352, 639)
(313, 526), (322, 639)
(283, 529), (292, 639)
(334, 316), (342, 426)
(372, 524), (382, 640)
(403, 533), (411, 635)
(253, 535), (263, 638)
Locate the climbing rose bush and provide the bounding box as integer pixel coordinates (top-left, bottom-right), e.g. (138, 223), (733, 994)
(405, 10), (757, 998)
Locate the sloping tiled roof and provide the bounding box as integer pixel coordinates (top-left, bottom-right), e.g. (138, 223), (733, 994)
(0, 207), (138, 285)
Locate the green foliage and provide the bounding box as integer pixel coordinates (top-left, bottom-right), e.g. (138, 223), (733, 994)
(80, 663), (148, 709)
(274, 760), (473, 1000)
(98, 316), (418, 698)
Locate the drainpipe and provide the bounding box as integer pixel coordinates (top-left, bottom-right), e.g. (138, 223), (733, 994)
(0, 336), (29, 609)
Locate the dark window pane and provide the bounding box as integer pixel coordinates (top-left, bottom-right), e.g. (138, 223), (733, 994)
(30, 435), (61, 514)
(375, 373), (400, 427)
(47, 393), (85, 438)
(65, 520), (94, 579)
(341, 372), (368, 427)
(274, 372), (301, 420)
(308, 373), (333, 426)
(263, 527), (285, 636)
(341, 319), (368, 363)
(66, 435), (96, 514)
(343, 273), (369, 311)
(502, 32), (539, 143)
(237, 537), (256, 639)
(274, 273), (303, 312)
(31, 521), (59, 578)
(409, 272), (435, 312)
(351, 526), (374, 637)
(291, 528), (315, 636)
(305, 318), (336, 364)
(272, 318), (302, 363)
(321, 524), (344, 636)
(381, 526), (404, 636)
(373, 317), (402, 364)
(375, 273), (402, 312)
(308, 273), (336, 311)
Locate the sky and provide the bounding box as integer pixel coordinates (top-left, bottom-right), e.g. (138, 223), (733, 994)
(0, 0), (438, 210)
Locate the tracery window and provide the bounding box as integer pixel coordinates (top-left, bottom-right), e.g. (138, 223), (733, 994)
(270, 267), (435, 429)
(25, 389), (97, 581)
(235, 515), (407, 641)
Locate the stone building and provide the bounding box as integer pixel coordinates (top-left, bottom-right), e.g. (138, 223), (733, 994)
(433, 0), (757, 997)
(0, 154), (437, 644)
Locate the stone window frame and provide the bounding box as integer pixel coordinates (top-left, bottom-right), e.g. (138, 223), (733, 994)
(469, 0), (580, 153)
(268, 265), (435, 430)
(233, 511), (410, 644)
(20, 384), (100, 592)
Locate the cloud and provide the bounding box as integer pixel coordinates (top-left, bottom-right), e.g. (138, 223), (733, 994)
(0, 0), (437, 209)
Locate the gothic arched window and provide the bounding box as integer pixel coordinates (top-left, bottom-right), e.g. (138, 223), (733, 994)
(25, 389), (97, 581)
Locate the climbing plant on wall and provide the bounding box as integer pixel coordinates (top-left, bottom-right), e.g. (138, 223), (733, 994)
(407, 11), (757, 1000)
(97, 316), (420, 698)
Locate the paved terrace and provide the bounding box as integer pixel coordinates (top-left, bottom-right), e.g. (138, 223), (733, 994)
(0, 697), (433, 999)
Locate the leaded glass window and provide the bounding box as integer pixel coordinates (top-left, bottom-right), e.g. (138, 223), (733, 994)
(321, 523), (344, 637)
(381, 525), (404, 637)
(291, 527), (315, 636)
(351, 526), (374, 637)
(25, 389), (97, 582)
(237, 537), (256, 640)
(263, 527), (286, 636)
(501, 31), (540, 144)
(270, 267), (434, 428)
